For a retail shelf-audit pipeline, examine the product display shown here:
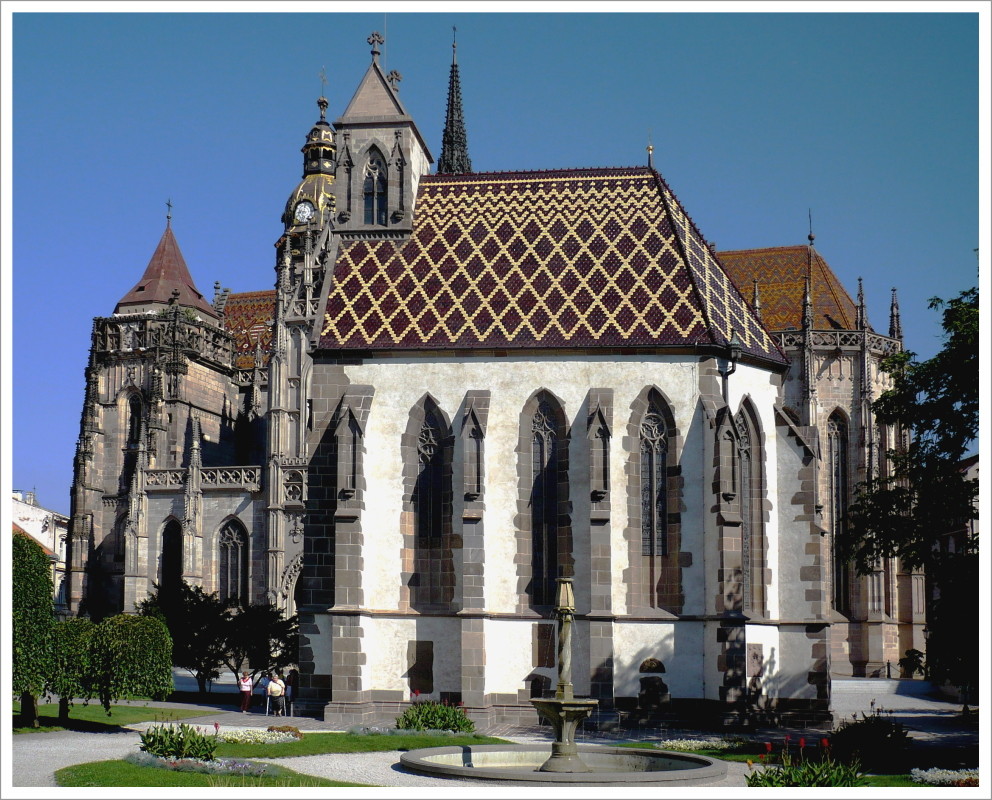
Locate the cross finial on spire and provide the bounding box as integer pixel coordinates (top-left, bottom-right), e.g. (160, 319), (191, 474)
(386, 69), (402, 92)
(318, 66), (329, 119)
(452, 25), (457, 63)
(807, 208), (815, 244)
(368, 31), (384, 61)
(166, 198), (173, 227)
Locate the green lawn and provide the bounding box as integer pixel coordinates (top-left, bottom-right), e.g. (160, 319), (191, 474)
(56, 759), (371, 787)
(215, 731), (510, 758)
(12, 702), (207, 734)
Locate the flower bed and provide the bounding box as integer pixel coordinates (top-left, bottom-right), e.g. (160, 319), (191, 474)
(216, 729), (300, 745)
(910, 767), (979, 786)
(653, 737), (749, 752)
(124, 751), (269, 777)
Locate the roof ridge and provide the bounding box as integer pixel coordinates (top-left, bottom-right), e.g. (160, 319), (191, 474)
(424, 166), (654, 181)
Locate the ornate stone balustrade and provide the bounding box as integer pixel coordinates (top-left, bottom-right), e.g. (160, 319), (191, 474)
(97, 314), (235, 369)
(145, 466), (261, 491)
(777, 329), (901, 356)
(201, 467), (262, 490)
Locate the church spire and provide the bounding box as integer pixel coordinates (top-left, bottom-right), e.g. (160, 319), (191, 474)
(437, 26), (472, 174)
(889, 287), (903, 340)
(855, 277), (867, 330)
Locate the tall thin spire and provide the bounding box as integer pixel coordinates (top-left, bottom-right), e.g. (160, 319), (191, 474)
(855, 277), (867, 330)
(889, 287), (903, 340)
(437, 26), (472, 174)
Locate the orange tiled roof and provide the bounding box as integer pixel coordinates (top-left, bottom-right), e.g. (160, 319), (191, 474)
(224, 290), (275, 369)
(716, 245), (861, 332)
(320, 168), (784, 363)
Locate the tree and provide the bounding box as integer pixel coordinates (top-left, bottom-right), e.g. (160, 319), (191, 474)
(844, 287), (978, 695)
(12, 531), (55, 727)
(46, 617), (96, 724)
(137, 581), (231, 694)
(220, 603), (299, 683)
(87, 615), (174, 712)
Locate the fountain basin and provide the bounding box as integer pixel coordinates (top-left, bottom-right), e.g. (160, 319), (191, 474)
(400, 744), (727, 784)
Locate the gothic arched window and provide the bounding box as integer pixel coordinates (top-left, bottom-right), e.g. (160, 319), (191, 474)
(160, 520), (183, 593)
(828, 412), (851, 615)
(363, 150), (387, 225)
(414, 409), (444, 542)
(532, 400), (561, 606)
(218, 520), (250, 606)
(640, 406), (668, 558)
(735, 409), (755, 612)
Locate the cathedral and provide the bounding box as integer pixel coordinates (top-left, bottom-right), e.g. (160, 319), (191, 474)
(67, 32), (924, 727)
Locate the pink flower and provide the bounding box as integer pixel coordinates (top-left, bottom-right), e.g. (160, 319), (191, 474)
(213, 722), (220, 734)
(784, 734), (791, 742)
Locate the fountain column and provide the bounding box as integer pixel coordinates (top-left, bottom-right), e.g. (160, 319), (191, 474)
(530, 576), (599, 772)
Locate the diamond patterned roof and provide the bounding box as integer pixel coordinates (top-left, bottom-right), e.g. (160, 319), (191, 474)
(224, 290), (275, 369)
(717, 245), (861, 332)
(319, 168), (783, 363)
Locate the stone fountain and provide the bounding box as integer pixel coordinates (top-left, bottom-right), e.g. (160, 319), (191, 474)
(399, 575), (727, 785)
(528, 576), (599, 772)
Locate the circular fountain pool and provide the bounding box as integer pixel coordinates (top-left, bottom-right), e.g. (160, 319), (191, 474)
(400, 744), (727, 785)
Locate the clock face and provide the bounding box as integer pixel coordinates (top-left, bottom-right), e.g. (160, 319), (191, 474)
(294, 201), (315, 223)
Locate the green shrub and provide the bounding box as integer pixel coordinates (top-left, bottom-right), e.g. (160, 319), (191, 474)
(746, 746), (868, 787)
(140, 723), (218, 761)
(830, 704), (911, 772)
(395, 700), (475, 733)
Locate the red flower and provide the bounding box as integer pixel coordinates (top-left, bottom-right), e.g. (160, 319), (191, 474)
(413, 689), (421, 697)
(821, 738), (830, 748)
(784, 734), (791, 742)
(799, 737), (806, 749)
(764, 741), (773, 753)
(759, 753), (765, 761)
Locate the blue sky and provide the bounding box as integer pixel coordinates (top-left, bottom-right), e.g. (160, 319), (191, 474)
(4, 5), (985, 515)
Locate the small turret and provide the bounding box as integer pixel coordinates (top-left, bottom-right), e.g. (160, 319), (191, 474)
(889, 287), (903, 340)
(283, 96), (337, 230)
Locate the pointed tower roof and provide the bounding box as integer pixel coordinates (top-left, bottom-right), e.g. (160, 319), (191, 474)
(114, 222), (218, 319)
(335, 31), (433, 161)
(437, 27), (472, 174)
(716, 244), (859, 332)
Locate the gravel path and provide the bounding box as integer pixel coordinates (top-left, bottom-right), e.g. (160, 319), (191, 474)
(8, 726), (747, 789)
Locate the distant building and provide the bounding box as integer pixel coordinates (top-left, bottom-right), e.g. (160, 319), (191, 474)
(12, 490), (70, 616)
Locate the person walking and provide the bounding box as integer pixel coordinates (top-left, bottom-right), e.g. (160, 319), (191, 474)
(238, 671), (253, 712)
(266, 671), (286, 716)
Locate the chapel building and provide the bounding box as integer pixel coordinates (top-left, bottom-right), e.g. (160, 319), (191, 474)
(66, 32), (921, 727)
